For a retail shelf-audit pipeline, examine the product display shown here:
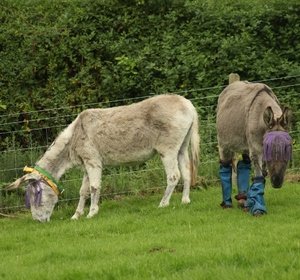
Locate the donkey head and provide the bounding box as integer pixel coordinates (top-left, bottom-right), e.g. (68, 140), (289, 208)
(6, 173), (58, 222)
(263, 106), (292, 188)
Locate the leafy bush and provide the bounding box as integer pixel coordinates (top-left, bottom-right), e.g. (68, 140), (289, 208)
(0, 0), (299, 149)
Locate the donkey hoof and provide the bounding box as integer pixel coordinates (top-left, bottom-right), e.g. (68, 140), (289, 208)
(87, 212), (97, 219)
(87, 210), (98, 219)
(158, 201), (169, 208)
(181, 197), (191, 204)
(71, 215), (79, 220)
(237, 199), (246, 209)
(253, 210), (265, 217)
(220, 201), (232, 209)
(71, 211), (83, 220)
(87, 213), (96, 219)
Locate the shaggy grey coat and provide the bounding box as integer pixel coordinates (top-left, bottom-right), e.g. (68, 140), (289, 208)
(217, 81), (292, 180)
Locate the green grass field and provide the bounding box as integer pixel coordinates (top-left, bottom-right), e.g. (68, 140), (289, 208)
(1, 182), (300, 280)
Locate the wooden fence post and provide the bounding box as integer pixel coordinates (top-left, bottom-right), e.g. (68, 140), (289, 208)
(229, 73), (240, 84)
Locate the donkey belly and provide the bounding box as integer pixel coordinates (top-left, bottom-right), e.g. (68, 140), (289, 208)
(103, 148), (156, 166)
(220, 139), (249, 154)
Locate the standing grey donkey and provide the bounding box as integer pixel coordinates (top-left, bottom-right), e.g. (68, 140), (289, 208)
(216, 81), (292, 216)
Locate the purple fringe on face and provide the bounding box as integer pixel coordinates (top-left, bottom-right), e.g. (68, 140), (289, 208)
(25, 181), (43, 209)
(263, 131), (292, 162)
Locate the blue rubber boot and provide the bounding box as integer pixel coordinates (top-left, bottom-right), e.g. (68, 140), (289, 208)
(245, 176), (267, 216)
(235, 159), (251, 206)
(219, 163), (232, 208)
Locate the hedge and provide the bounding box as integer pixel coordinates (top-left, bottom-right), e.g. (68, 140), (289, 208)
(0, 0), (299, 148)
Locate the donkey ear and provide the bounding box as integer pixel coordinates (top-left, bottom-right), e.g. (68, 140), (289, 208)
(278, 107), (292, 130)
(6, 173), (41, 191)
(263, 106), (275, 128)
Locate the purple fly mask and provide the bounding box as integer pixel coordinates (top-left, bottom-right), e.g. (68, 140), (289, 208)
(25, 181), (43, 208)
(263, 131), (292, 162)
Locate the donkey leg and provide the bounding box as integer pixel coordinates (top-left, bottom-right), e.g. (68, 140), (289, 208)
(245, 176), (267, 216)
(250, 154), (263, 177)
(71, 174), (90, 220)
(85, 165), (102, 219)
(218, 148), (234, 208)
(235, 154), (251, 207)
(178, 148), (191, 204)
(159, 154), (181, 208)
(245, 153), (267, 216)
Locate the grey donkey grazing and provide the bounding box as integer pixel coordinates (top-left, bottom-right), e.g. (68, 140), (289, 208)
(217, 81), (292, 215)
(7, 94), (200, 222)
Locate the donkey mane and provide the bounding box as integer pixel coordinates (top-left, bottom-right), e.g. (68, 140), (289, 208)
(36, 117), (79, 178)
(248, 84), (279, 112)
(216, 82), (279, 116)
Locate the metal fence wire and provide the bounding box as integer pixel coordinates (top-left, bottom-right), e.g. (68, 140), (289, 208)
(0, 76), (299, 212)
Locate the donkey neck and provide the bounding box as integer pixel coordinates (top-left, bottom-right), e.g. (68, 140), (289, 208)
(35, 130), (74, 180)
(36, 149), (72, 181)
(252, 94), (282, 120)
(35, 118), (78, 180)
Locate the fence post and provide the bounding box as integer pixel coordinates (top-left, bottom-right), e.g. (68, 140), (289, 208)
(229, 73), (240, 84)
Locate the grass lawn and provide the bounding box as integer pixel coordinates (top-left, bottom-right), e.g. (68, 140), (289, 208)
(1, 182), (300, 280)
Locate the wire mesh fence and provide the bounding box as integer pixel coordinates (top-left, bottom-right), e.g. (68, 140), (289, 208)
(0, 76), (299, 212)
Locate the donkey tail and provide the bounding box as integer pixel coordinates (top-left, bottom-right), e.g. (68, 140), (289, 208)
(190, 110), (200, 186)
